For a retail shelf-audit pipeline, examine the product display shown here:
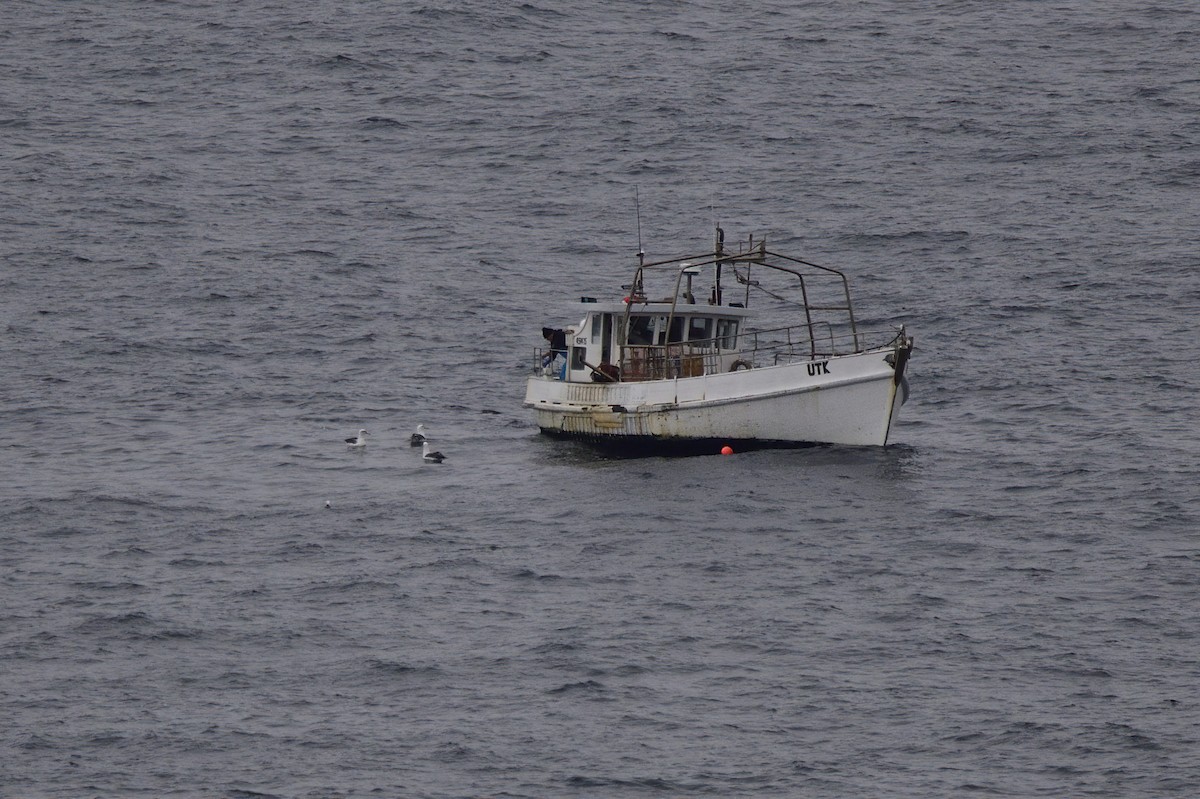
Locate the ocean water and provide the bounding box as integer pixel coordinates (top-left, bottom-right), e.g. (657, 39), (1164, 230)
(3, 1), (1199, 797)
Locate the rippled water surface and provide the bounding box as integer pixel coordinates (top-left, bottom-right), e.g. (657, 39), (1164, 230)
(3, 2), (1199, 797)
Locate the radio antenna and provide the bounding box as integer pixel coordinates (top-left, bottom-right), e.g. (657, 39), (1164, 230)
(634, 186), (644, 266)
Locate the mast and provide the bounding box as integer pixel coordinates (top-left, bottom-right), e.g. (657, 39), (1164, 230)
(712, 225), (724, 305)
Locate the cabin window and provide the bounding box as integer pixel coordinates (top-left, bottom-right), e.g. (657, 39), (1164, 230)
(629, 315), (670, 344)
(590, 315), (601, 344)
(667, 316), (685, 343)
(688, 316), (713, 345)
(717, 319), (739, 349)
(628, 316), (654, 345)
(601, 313), (613, 363)
(572, 346), (587, 371)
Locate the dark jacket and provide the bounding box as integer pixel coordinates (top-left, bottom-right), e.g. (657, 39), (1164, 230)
(542, 327), (567, 354)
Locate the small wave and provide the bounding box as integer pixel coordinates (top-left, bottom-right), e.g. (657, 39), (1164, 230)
(315, 54), (389, 72)
(841, 230), (970, 244)
(407, 556), (483, 571)
(168, 557), (228, 568)
(359, 116), (408, 129)
(304, 578), (393, 595)
(36, 526), (86, 538)
(431, 741), (473, 762)
(517, 2), (566, 19)
(530, 641), (579, 654)
(496, 51), (550, 64)
(567, 775), (694, 791)
(87, 493), (155, 508)
(17, 734), (55, 750)
(72, 581), (146, 592)
(100, 546), (153, 559)
(548, 679), (607, 695)
(654, 30), (701, 42)
(511, 568), (563, 581)
(77, 614), (204, 643)
(366, 659), (442, 677)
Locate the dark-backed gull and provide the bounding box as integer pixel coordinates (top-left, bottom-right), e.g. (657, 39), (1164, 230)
(409, 424), (427, 447)
(345, 429), (367, 448)
(421, 441), (445, 463)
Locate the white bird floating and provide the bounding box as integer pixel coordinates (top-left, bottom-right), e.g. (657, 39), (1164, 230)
(421, 441), (446, 464)
(345, 429), (367, 448)
(410, 424), (427, 447)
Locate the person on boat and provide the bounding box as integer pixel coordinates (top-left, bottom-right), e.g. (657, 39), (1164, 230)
(542, 327), (568, 379)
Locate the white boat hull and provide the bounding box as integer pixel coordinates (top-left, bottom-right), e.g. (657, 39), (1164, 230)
(524, 344), (908, 449)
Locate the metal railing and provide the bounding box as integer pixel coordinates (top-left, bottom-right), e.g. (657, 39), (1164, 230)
(614, 325), (900, 382)
(533, 325), (903, 382)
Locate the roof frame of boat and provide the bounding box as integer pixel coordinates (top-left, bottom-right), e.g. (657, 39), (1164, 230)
(623, 230), (862, 353)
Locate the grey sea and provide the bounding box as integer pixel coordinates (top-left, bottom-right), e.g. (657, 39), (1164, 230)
(3, 2), (1198, 797)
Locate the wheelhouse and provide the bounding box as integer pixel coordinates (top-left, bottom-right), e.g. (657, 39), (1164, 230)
(534, 229), (889, 385)
(562, 301), (750, 383)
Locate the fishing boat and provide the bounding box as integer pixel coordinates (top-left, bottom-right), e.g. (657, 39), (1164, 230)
(523, 228), (913, 451)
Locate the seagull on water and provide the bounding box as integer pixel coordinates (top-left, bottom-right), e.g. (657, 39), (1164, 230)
(410, 424), (427, 447)
(345, 429), (367, 448)
(421, 441), (446, 463)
